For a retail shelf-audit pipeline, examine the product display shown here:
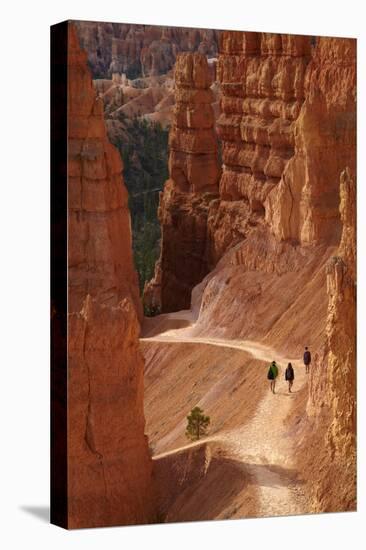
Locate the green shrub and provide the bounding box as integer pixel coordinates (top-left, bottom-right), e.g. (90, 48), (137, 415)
(185, 407), (210, 441)
(109, 116), (169, 293)
(144, 304), (161, 317)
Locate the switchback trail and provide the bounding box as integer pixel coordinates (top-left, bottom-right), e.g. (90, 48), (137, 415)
(141, 315), (308, 518)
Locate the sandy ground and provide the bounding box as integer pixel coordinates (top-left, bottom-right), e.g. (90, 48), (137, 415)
(141, 311), (309, 520)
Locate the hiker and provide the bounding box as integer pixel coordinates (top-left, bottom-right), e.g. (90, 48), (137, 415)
(267, 361), (279, 394)
(303, 346), (311, 374)
(285, 362), (295, 393)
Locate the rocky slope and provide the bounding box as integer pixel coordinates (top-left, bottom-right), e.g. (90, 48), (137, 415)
(75, 21), (219, 79)
(67, 24), (154, 528)
(144, 53), (221, 312)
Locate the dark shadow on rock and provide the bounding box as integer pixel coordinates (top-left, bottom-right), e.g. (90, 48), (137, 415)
(141, 317), (191, 338)
(20, 505), (50, 523)
(153, 440), (305, 523)
(153, 440), (256, 522)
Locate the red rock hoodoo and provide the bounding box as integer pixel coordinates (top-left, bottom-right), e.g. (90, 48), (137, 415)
(67, 25), (155, 528)
(144, 53), (221, 312)
(305, 167), (356, 511)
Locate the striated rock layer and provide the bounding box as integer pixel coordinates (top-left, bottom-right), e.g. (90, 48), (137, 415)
(214, 32), (311, 259)
(67, 24), (154, 528)
(159, 32), (336, 349)
(266, 37), (356, 245)
(144, 53), (220, 312)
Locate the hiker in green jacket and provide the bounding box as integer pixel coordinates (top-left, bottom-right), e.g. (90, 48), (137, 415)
(267, 361), (279, 394)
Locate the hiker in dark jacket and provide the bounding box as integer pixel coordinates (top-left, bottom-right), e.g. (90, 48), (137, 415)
(285, 362), (295, 392)
(267, 361), (279, 394)
(303, 346), (311, 374)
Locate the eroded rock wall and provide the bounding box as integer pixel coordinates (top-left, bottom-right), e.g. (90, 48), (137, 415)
(214, 32), (311, 259)
(192, 33), (355, 344)
(266, 37), (356, 245)
(144, 53), (220, 312)
(305, 168), (356, 511)
(67, 24), (154, 528)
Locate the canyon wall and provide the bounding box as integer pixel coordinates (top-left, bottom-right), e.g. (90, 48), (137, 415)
(146, 33), (356, 349)
(266, 37), (356, 245)
(305, 167), (356, 511)
(191, 33), (355, 351)
(213, 32), (311, 259)
(75, 21), (219, 79)
(144, 53), (220, 312)
(67, 25), (154, 528)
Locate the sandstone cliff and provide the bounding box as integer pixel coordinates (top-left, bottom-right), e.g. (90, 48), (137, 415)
(164, 33), (332, 354)
(213, 32), (311, 259)
(191, 34), (355, 353)
(67, 24), (154, 528)
(266, 37), (356, 245)
(305, 168), (356, 511)
(144, 53), (220, 312)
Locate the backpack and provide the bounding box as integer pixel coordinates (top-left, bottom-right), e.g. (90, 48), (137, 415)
(285, 366), (294, 380)
(267, 366), (274, 380)
(304, 350), (311, 364)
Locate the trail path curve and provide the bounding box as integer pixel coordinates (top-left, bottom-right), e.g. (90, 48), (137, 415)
(142, 314), (307, 518)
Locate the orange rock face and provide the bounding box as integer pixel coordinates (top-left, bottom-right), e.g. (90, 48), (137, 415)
(266, 37), (356, 245)
(144, 53), (220, 312)
(213, 32), (311, 260)
(306, 168), (356, 511)
(67, 25), (154, 528)
(325, 168), (356, 473)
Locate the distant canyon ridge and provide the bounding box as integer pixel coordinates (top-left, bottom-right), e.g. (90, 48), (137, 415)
(75, 21), (220, 79)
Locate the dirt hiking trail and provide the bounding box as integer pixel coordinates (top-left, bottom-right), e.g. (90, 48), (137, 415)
(141, 311), (308, 518)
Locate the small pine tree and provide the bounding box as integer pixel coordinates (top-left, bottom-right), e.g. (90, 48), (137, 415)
(185, 407), (210, 441)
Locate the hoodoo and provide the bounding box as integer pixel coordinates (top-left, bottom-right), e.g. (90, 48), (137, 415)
(306, 168), (356, 511)
(67, 25), (154, 528)
(144, 52), (221, 312)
